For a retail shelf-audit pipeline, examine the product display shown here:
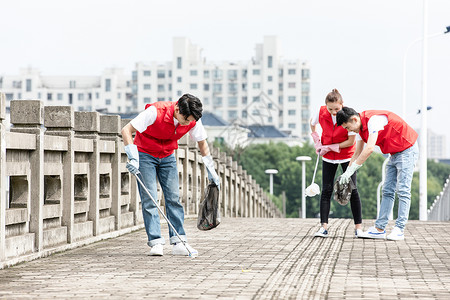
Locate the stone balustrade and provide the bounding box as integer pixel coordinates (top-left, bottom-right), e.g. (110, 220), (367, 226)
(0, 95), (282, 266)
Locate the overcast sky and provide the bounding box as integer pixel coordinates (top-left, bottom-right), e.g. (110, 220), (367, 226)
(1, 0), (450, 155)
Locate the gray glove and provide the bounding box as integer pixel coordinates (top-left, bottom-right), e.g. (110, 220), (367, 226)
(124, 144), (140, 175)
(202, 155), (220, 189)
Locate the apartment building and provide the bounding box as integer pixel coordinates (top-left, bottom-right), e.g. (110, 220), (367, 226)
(133, 36), (311, 139)
(0, 67), (133, 113)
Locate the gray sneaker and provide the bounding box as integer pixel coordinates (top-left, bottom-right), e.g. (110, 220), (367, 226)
(314, 227), (329, 238)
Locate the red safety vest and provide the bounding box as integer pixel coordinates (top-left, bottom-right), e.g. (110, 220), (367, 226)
(359, 110), (418, 154)
(319, 106), (355, 160)
(134, 102), (196, 158)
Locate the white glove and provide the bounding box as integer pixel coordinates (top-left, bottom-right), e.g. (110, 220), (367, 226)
(339, 162), (362, 185)
(202, 155), (220, 189)
(124, 144), (140, 175)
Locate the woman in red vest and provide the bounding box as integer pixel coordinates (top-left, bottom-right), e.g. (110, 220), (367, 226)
(310, 89), (362, 238)
(337, 107), (418, 241)
(121, 94), (220, 256)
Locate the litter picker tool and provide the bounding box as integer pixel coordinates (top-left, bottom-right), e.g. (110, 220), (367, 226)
(305, 154), (320, 197)
(133, 172), (198, 258)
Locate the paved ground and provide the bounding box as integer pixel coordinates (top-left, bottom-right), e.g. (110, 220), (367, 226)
(0, 218), (449, 299)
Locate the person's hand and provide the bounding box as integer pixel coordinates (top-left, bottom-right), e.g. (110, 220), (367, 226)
(124, 144), (140, 175)
(311, 132), (322, 153)
(202, 155), (220, 189)
(318, 143), (340, 156)
(339, 162), (362, 185)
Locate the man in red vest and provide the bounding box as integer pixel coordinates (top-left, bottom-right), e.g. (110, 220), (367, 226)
(336, 107), (419, 241)
(121, 94), (220, 256)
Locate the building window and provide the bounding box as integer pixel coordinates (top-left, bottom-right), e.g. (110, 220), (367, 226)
(143, 70), (151, 76)
(157, 70), (165, 78)
(96, 92), (99, 99)
(158, 97), (164, 101)
(268, 103), (273, 109)
(302, 82), (310, 92)
(204, 70), (210, 78)
(268, 76), (273, 82)
(177, 90), (182, 96)
(203, 97), (209, 105)
(37, 92), (41, 99)
(168, 84), (172, 91)
(253, 96), (260, 102)
(288, 69), (296, 75)
(288, 109), (296, 116)
(78, 93), (84, 101)
(203, 84), (210, 91)
(190, 84), (198, 89)
(47, 93), (52, 101)
(268, 117), (273, 123)
(253, 83), (261, 89)
(302, 110), (310, 119)
(228, 97), (237, 107)
(288, 123), (296, 129)
(268, 89), (273, 95)
(242, 110), (247, 118)
(117, 93), (121, 99)
(168, 70), (172, 77)
(105, 79), (111, 92)
(228, 110), (238, 119)
(213, 69), (223, 80)
(279, 69), (283, 77)
(242, 69), (247, 78)
(144, 97), (151, 103)
(302, 69), (310, 79)
(242, 83), (247, 91)
(268, 56), (273, 68)
(228, 70), (237, 80)
(288, 96), (296, 102)
(213, 97), (222, 107)
(143, 84), (151, 90)
(26, 79), (32, 92)
(105, 99), (111, 105)
(213, 83), (222, 93)
(279, 83), (283, 91)
(158, 84), (165, 92)
(177, 57), (182, 69)
(190, 70), (198, 76)
(288, 82), (296, 88)
(177, 77), (182, 83)
(302, 95), (310, 105)
(69, 80), (76, 88)
(279, 96), (283, 104)
(228, 83), (237, 93)
(252, 69), (260, 75)
(252, 109), (260, 116)
(242, 97), (247, 104)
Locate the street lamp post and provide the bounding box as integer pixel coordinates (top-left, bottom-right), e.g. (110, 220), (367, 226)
(296, 156), (311, 219)
(265, 169), (278, 195)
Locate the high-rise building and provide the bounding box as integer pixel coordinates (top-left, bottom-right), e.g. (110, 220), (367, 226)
(133, 36), (311, 139)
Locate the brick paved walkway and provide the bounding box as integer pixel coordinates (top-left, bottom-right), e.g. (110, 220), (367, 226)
(0, 218), (449, 299)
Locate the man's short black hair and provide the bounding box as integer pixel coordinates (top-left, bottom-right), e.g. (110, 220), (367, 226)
(336, 106), (359, 126)
(177, 94), (203, 121)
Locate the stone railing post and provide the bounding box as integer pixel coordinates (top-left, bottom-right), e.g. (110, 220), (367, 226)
(0, 94), (6, 260)
(100, 115), (121, 230)
(187, 138), (200, 215)
(10, 100), (44, 252)
(74, 112), (100, 235)
(225, 156), (233, 218)
(44, 106), (75, 242)
(219, 152), (227, 217)
(121, 119), (140, 225)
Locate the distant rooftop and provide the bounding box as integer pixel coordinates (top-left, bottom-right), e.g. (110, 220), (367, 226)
(247, 125), (288, 138)
(201, 112), (229, 126)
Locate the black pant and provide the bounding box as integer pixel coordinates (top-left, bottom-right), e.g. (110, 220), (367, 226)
(320, 160), (362, 225)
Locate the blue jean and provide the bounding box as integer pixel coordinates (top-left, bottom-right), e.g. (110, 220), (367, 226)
(375, 142), (419, 230)
(137, 152), (187, 247)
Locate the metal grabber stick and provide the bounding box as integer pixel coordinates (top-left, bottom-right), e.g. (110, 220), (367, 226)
(133, 172), (197, 258)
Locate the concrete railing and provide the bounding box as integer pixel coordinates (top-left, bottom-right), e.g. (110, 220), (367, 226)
(428, 175), (450, 221)
(0, 95), (282, 267)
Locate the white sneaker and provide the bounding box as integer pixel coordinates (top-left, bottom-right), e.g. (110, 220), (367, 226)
(313, 227), (329, 238)
(149, 243), (164, 256)
(360, 226), (386, 239)
(172, 242), (198, 256)
(355, 229), (364, 238)
(387, 227), (405, 241)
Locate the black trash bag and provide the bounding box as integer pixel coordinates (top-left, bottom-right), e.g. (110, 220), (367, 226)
(197, 182), (221, 230)
(333, 175), (356, 206)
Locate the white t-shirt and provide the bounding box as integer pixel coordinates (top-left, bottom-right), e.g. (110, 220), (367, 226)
(310, 106), (355, 164)
(130, 105), (208, 142)
(356, 115), (388, 141)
